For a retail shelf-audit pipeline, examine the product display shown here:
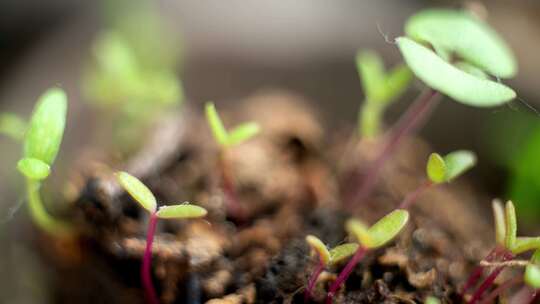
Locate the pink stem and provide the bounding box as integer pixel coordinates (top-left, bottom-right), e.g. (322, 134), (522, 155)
(326, 246), (367, 304)
(399, 180), (433, 209)
(460, 247), (501, 297)
(478, 276), (522, 304)
(509, 286), (537, 304)
(142, 213), (159, 304)
(468, 251), (514, 304)
(304, 261), (325, 303)
(346, 89), (440, 208)
(219, 154), (246, 221)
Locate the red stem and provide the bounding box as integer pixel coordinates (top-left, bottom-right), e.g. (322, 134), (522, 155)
(304, 261), (325, 303)
(468, 251), (514, 304)
(460, 247), (501, 297)
(478, 276), (522, 304)
(399, 180), (433, 209)
(142, 213), (159, 304)
(509, 286), (538, 304)
(346, 89), (440, 208)
(326, 246), (367, 304)
(219, 153), (246, 221)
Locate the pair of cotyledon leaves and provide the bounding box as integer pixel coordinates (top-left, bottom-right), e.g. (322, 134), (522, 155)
(426, 150), (477, 184)
(116, 171), (207, 219)
(307, 210), (409, 266)
(205, 102), (260, 148)
(15, 88), (67, 181)
(398, 9), (517, 107)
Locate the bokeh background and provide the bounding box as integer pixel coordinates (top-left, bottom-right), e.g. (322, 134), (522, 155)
(1, 0), (540, 302)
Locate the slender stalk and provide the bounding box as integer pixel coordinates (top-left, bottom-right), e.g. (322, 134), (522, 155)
(460, 247), (501, 297)
(218, 152), (246, 221)
(304, 261), (325, 303)
(346, 89), (440, 208)
(399, 180), (433, 209)
(478, 276), (522, 304)
(26, 179), (73, 237)
(142, 212), (159, 304)
(468, 251), (514, 304)
(326, 246), (367, 304)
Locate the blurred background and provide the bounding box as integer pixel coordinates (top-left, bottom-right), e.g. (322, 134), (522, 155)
(1, 0), (540, 302)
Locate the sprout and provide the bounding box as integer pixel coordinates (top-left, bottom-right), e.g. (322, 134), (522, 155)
(400, 150), (476, 209)
(205, 102), (260, 221)
(425, 297), (441, 304)
(356, 50), (412, 138)
(116, 171), (207, 304)
(0, 88), (73, 237)
(525, 249), (540, 289)
(326, 210), (409, 303)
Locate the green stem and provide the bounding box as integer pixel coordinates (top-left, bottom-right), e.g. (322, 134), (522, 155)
(26, 179), (73, 237)
(359, 102), (383, 138)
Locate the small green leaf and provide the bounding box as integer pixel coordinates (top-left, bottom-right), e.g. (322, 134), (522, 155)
(227, 122), (260, 146)
(454, 62), (489, 80)
(0, 113), (26, 141)
(367, 209), (410, 249)
(329, 243), (359, 265)
(512, 237), (540, 254)
(505, 200), (517, 250)
(383, 64), (412, 104)
(356, 51), (386, 103)
(425, 296), (441, 304)
(426, 153), (447, 183)
(492, 199), (506, 246)
(306, 235), (331, 265)
(405, 9), (517, 78)
(443, 150), (477, 181)
(156, 203), (207, 219)
(116, 171), (157, 213)
(397, 37), (516, 107)
(205, 102), (228, 147)
(525, 265), (540, 289)
(23, 88), (67, 165)
(17, 158), (50, 180)
(346, 219), (372, 247)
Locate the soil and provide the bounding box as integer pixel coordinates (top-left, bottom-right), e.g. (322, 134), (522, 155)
(43, 90), (495, 303)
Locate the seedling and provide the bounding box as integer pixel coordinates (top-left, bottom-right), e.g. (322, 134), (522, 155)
(205, 102), (260, 220)
(303, 235), (358, 302)
(399, 150), (476, 209)
(347, 9), (517, 207)
(425, 297), (441, 304)
(1, 88), (74, 237)
(356, 50), (412, 138)
(116, 171), (207, 304)
(326, 209), (409, 303)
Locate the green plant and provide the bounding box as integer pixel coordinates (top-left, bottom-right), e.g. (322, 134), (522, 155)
(205, 102), (260, 220)
(425, 297), (441, 304)
(355, 50), (412, 138)
(348, 8), (517, 207)
(326, 209), (409, 303)
(0, 88), (74, 237)
(116, 171), (207, 304)
(399, 150), (476, 209)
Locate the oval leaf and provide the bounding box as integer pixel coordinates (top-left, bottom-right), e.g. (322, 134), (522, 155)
(405, 9), (516, 78)
(116, 171), (156, 213)
(367, 209), (409, 249)
(492, 199), (506, 246)
(0, 113), (26, 141)
(306, 235), (330, 265)
(227, 122), (260, 146)
(397, 37), (516, 107)
(443, 150), (477, 181)
(525, 264), (540, 289)
(346, 219), (372, 247)
(329, 243), (359, 265)
(356, 50), (386, 103)
(505, 200), (517, 250)
(17, 158), (50, 180)
(23, 88), (67, 165)
(426, 153), (447, 183)
(205, 102), (228, 147)
(156, 204), (207, 219)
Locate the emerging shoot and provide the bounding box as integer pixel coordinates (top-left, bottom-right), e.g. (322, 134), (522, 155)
(116, 171), (207, 304)
(0, 113), (26, 141)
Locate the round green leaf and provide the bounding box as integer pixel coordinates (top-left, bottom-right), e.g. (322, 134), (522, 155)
(346, 219), (372, 247)
(156, 204), (207, 219)
(23, 88), (67, 165)
(426, 153), (447, 183)
(443, 150), (476, 181)
(397, 37), (516, 107)
(17, 158), (50, 180)
(329, 243), (359, 265)
(306, 235), (330, 265)
(367, 209), (409, 249)
(525, 265), (540, 289)
(116, 171), (156, 213)
(425, 296), (441, 304)
(405, 9), (517, 78)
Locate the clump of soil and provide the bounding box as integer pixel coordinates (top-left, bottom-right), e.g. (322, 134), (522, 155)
(45, 90), (492, 303)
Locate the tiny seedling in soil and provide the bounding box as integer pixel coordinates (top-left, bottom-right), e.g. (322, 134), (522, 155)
(2, 88), (74, 237)
(348, 9), (517, 207)
(326, 209), (409, 303)
(399, 150), (476, 209)
(116, 171), (207, 304)
(205, 101), (260, 221)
